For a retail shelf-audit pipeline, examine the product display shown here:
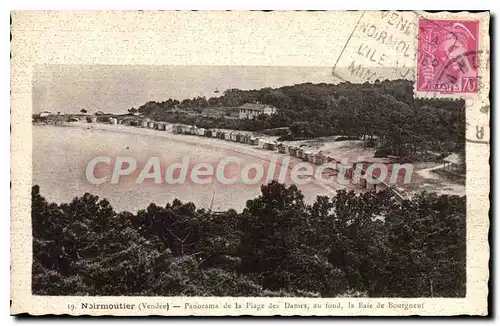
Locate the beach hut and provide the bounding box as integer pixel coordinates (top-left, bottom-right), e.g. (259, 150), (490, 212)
(301, 150), (309, 161)
(359, 174), (368, 189)
(288, 146), (297, 157)
(312, 152), (319, 164)
(225, 132), (232, 141)
(296, 148), (304, 159)
(230, 132), (238, 142)
(197, 128), (206, 136)
(147, 121), (155, 129)
(264, 141), (276, 151)
(172, 124), (183, 134)
(257, 138), (267, 149)
(352, 162), (363, 173)
(210, 129), (217, 138)
(304, 151), (314, 162)
(313, 152), (327, 165)
(344, 167), (354, 179)
(276, 143), (287, 154)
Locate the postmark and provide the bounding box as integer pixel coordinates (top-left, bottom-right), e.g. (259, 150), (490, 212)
(331, 11), (419, 84)
(416, 18), (480, 94)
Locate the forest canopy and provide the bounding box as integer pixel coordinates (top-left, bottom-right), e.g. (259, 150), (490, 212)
(32, 182), (466, 297)
(136, 80), (465, 157)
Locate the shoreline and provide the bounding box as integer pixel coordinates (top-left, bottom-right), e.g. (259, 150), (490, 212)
(84, 121), (357, 195)
(34, 122), (360, 209)
(35, 121), (465, 199)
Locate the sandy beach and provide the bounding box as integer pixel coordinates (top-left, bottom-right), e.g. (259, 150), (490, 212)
(33, 121), (358, 213)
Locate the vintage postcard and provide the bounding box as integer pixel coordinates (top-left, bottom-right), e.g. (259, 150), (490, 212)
(11, 11), (490, 316)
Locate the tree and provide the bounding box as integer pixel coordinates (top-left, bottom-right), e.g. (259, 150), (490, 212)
(31, 183), (466, 298)
(383, 193), (466, 297)
(133, 80), (465, 157)
(239, 182), (346, 295)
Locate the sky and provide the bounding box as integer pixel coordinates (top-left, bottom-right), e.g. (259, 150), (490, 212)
(33, 65), (341, 114)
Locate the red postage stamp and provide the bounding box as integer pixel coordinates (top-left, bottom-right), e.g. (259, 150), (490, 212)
(417, 19), (480, 94)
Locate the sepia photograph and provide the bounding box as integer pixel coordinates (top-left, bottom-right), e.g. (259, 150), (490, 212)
(10, 10), (489, 316)
(32, 65), (466, 298)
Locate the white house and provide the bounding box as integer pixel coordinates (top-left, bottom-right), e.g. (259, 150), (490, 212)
(37, 111), (52, 118)
(238, 103), (277, 119)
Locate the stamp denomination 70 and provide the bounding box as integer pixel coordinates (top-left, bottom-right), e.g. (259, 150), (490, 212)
(417, 18), (480, 94)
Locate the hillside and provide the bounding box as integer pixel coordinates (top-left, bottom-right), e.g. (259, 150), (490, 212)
(135, 80), (465, 158)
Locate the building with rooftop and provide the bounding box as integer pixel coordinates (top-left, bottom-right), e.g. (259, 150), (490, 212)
(238, 103), (277, 119)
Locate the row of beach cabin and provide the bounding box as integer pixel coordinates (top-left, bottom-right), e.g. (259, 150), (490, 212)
(169, 124), (395, 193)
(86, 116), (118, 124)
(87, 116), (172, 130)
(139, 119), (168, 130)
(85, 118), (402, 198)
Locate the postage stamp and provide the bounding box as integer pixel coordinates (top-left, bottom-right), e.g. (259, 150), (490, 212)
(10, 11), (490, 317)
(417, 18), (480, 94)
